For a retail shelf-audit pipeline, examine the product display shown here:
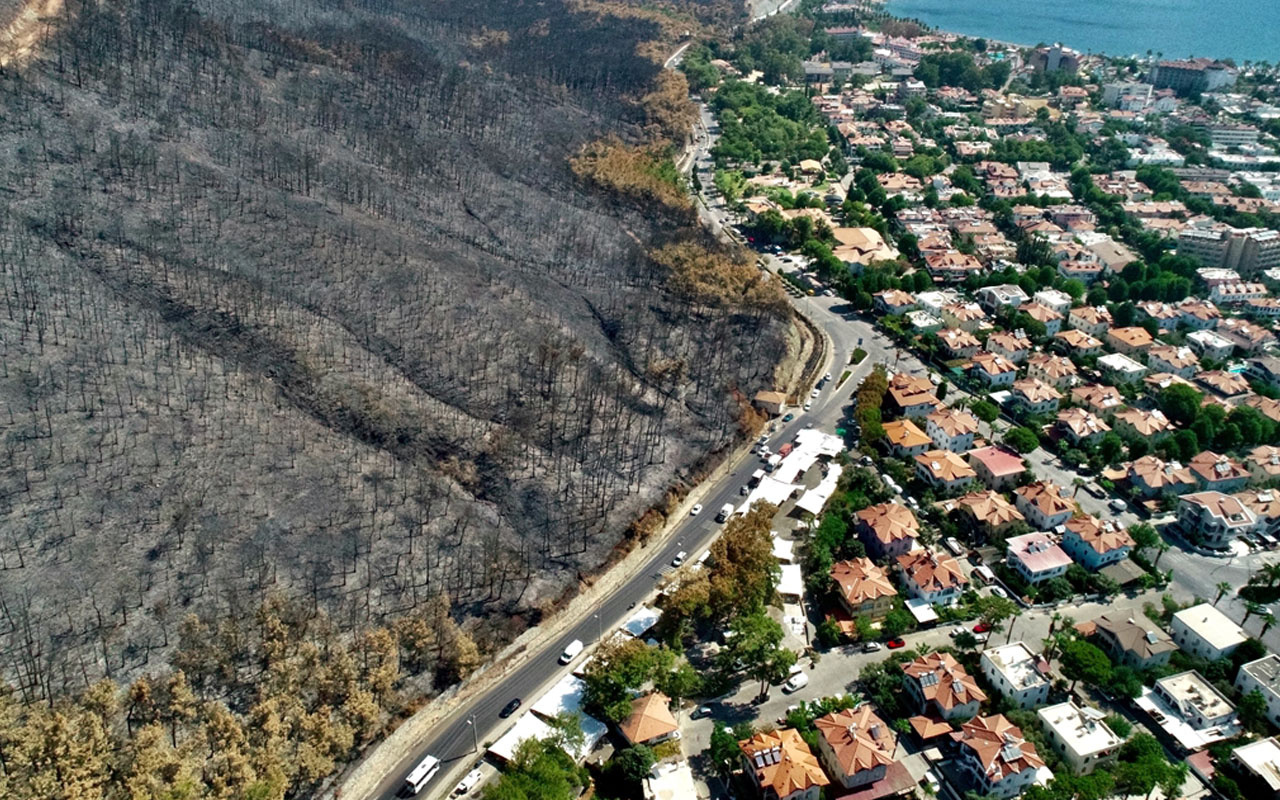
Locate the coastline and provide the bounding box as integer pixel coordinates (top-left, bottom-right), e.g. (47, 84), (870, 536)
(879, 0), (1278, 65)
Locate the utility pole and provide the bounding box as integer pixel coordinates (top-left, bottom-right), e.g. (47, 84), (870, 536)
(594, 612), (602, 642)
(468, 716), (479, 753)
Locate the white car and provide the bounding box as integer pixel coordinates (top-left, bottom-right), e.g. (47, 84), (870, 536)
(803, 401), (812, 411)
(950, 625), (966, 638)
(453, 769), (483, 797)
(782, 672), (809, 693)
(990, 585), (1009, 599)
(672, 551), (687, 567)
(824, 372), (832, 382)
(690, 504), (703, 516)
(810, 388), (820, 398)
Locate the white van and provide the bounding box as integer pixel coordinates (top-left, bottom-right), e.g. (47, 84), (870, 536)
(559, 639), (584, 665)
(453, 768), (483, 796)
(973, 565), (996, 585)
(404, 754), (441, 795)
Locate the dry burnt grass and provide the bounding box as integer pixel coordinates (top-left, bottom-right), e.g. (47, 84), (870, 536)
(0, 0), (789, 699)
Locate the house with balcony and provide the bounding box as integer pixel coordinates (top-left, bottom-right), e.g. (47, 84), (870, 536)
(897, 549), (969, 605)
(1011, 379), (1062, 415)
(884, 418), (932, 458)
(740, 729), (830, 800)
(1067, 306), (1112, 337)
(1235, 655), (1280, 729)
(1053, 329), (1103, 358)
(887, 373), (939, 418)
(1236, 488), (1280, 536)
(971, 352), (1019, 387)
(1015, 482), (1076, 530)
(1171, 603), (1248, 662)
(942, 304), (988, 332)
(987, 331), (1033, 364)
(954, 715), (1048, 799)
(857, 502), (921, 559)
(1147, 345), (1201, 379)
(968, 446), (1027, 491)
(927, 407), (979, 452)
(1028, 354), (1077, 389)
(831, 558), (897, 622)
(976, 284), (1031, 314)
(1057, 408), (1110, 446)
(1007, 532), (1072, 584)
(1196, 370), (1251, 400)
(1186, 329), (1235, 362)
(981, 642), (1051, 709)
(1247, 446), (1280, 484)
(1137, 671), (1239, 752)
(1038, 703), (1123, 775)
(1177, 491), (1257, 550)
(1128, 456), (1196, 498)
(1112, 408), (1174, 442)
(814, 706), (902, 795)
(1033, 289), (1073, 315)
(875, 289), (917, 315)
(1061, 515), (1133, 570)
(1098, 352), (1148, 384)
(1106, 327), (1155, 355)
(940, 327), (983, 358)
(1070, 384), (1125, 418)
(1019, 302), (1063, 335)
(955, 490), (1026, 539)
(1221, 318), (1277, 353)
(1092, 612), (1177, 669)
(903, 652), (986, 720)
(915, 450), (977, 493)
(1189, 451), (1250, 492)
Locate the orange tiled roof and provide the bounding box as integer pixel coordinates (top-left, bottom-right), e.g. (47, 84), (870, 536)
(955, 715), (1044, 782)
(1064, 514), (1134, 554)
(814, 705), (896, 778)
(956, 490), (1025, 528)
(904, 652), (986, 711)
(740, 729), (831, 796)
(898, 549), (969, 593)
(831, 558), (898, 606)
(915, 450), (978, 483)
(856, 502), (920, 546)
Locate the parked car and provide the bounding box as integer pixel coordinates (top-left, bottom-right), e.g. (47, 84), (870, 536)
(950, 626), (966, 638)
(886, 638), (906, 649)
(691, 705), (715, 720)
(740, 485), (750, 496)
(782, 413), (794, 422)
(782, 672), (809, 693)
(989, 585), (1009, 599)
(672, 551), (687, 567)
(690, 504), (703, 516)
(499, 698), (522, 718)
(803, 401), (812, 411)
(973, 622), (991, 634)
(861, 641), (882, 653)
(453, 769), (483, 797)
(1108, 498), (1127, 512)
(824, 372), (832, 382)
(810, 388), (820, 398)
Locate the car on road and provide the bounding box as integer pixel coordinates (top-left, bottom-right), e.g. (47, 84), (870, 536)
(824, 372), (832, 382)
(950, 625), (966, 638)
(860, 455), (873, 466)
(989, 585), (1009, 599)
(1109, 498), (1127, 512)
(803, 401), (812, 411)
(886, 638), (906, 649)
(861, 641), (882, 653)
(810, 388), (820, 398)
(973, 622), (991, 634)
(672, 551), (687, 567)
(499, 698), (522, 718)
(782, 672), (809, 693)
(691, 704), (715, 720)
(690, 504), (703, 516)
(740, 485), (750, 496)
(782, 413), (794, 422)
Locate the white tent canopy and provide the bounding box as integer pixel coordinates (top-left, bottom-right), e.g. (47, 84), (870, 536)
(795, 464), (843, 517)
(620, 605), (661, 638)
(777, 564), (804, 600)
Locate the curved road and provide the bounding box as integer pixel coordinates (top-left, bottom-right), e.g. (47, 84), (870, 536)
(370, 96), (928, 800)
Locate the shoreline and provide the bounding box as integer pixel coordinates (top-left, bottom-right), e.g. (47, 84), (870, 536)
(875, 0), (1276, 67)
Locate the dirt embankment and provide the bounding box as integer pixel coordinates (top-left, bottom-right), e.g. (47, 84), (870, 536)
(0, 0), (60, 67)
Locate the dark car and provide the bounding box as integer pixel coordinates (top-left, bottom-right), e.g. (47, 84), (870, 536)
(499, 698), (522, 718)
(782, 413), (794, 422)
(886, 638), (906, 649)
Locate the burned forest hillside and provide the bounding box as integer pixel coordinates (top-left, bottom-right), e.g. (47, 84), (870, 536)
(0, 0), (792, 702)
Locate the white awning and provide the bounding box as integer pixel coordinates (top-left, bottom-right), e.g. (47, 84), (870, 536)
(778, 564), (804, 599)
(620, 605), (661, 638)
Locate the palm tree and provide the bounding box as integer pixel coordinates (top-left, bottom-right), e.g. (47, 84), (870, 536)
(1263, 613), (1277, 638)
(1262, 562), (1280, 588)
(1072, 478), (1085, 498)
(1243, 600), (1266, 626)
(1215, 581), (1233, 606)
(1153, 541), (1169, 569)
